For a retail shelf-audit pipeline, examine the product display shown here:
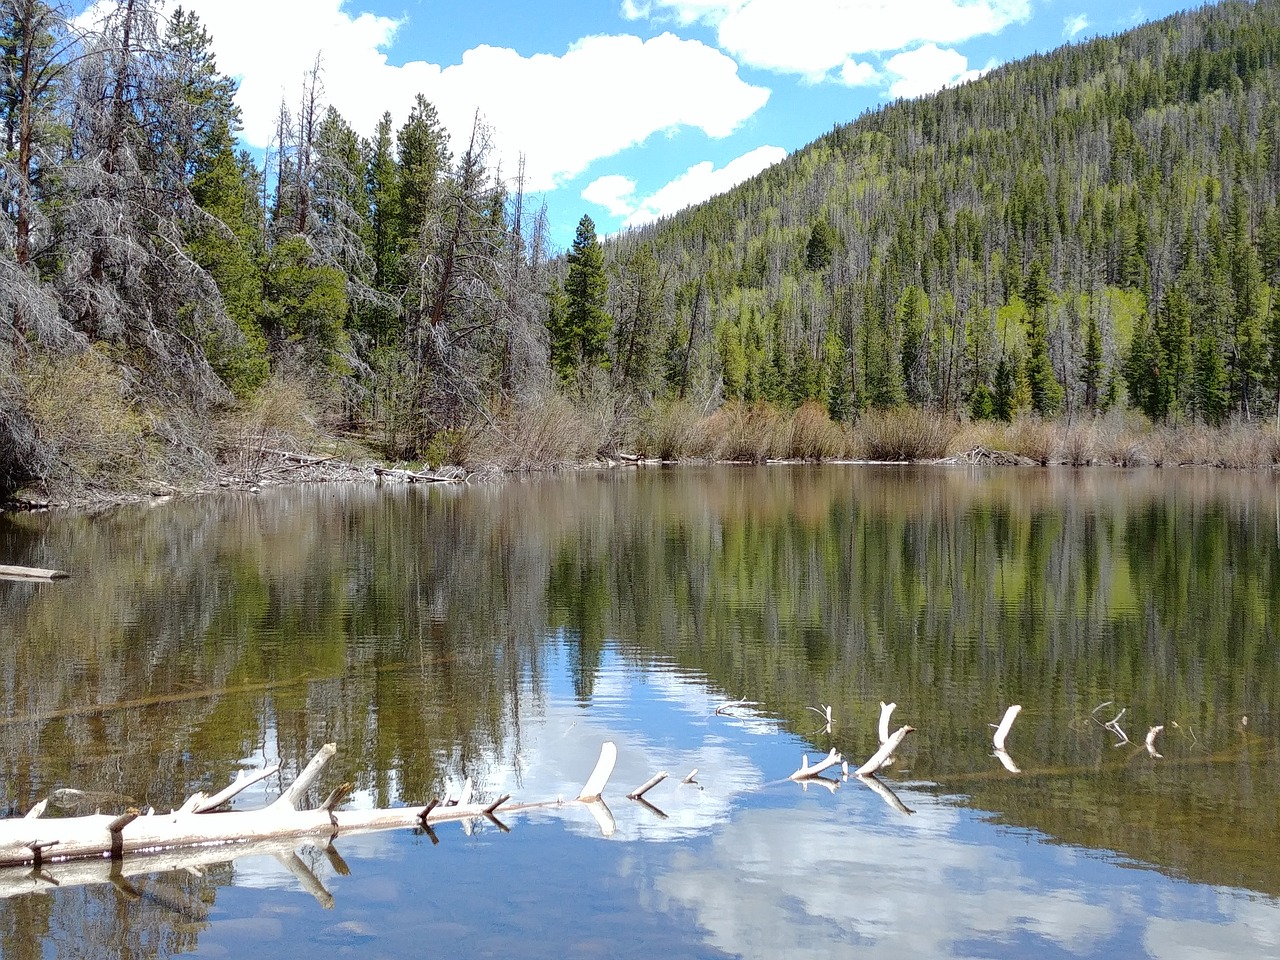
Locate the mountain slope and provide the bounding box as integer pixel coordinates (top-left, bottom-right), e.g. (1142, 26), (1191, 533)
(605, 0), (1280, 425)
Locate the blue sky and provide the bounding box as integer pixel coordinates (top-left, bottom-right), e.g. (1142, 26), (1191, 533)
(90, 1), (1190, 249)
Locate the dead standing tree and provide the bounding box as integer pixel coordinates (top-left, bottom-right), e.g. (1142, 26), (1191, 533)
(405, 111), (517, 453)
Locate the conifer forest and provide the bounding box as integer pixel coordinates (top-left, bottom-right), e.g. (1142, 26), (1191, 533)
(5, 0), (1280, 497)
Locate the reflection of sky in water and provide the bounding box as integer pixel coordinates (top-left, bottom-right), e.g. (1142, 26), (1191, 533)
(189, 644), (1279, 959)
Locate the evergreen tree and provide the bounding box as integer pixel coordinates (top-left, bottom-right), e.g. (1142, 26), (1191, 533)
(1267, 287), (1280, 423)
(804, 217), (837, 271)
(1081, 308), (1103, 412)
(1022, 260), (1063, 415)
(0, 0), (71, 271)
(993, 353), (1017, 421)
(1192, 333), (1230, 425)
(559, 214), (611, 382)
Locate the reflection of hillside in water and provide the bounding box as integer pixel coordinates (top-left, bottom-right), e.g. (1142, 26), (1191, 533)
(0, 466), (1277, 899)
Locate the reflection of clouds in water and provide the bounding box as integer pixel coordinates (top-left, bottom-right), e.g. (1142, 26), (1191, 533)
(656, 799), (1118, 958)
(655, 793), (1280, 959)
(217, 653), (1280, 959)
(1145, 893), (1280, 960)
(435, 651), (777, 841)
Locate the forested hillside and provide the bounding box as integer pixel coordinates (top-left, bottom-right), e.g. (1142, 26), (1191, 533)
(4, 0), (1280, 500)
(607, 0), (1280, 428)
(0, 0), (551, 498)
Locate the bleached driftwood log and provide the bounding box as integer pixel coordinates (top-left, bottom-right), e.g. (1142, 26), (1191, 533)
(992, 705), (1021, 752)
(854, 726), (915, 777)
(878, 702), (897, 745)
(627, 772), (668, 800)
(373, 465), (461, 484)
(807, 704), (834, 733)
(788, 748), (843, 781)
(1146, 725), (1165, 758)
(0, 564), (68, 581)
(0, 744), (511, 869)
(577, 741), (618, 801)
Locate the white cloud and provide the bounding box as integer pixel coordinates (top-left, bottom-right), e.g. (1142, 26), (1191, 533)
(631, 0), (1031, 80)
(1064, 13), (1090, 38)
(137, 1), (768, 193)
(885, 44), (989, 99)
(600, 145), (788, 227)
(839, 59), (882, 87)
(582, 175), (639, 217)
(431, 33), (770, 190)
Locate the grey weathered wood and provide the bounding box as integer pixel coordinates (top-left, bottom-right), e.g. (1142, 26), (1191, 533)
(0, 565), (68, 581)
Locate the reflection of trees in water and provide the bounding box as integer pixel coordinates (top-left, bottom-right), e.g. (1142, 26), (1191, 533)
(0, 864), (222, 960)
(592, 465), (1280, 896)
(0, 485), (556, 813)
(0, 465), (1277, 900)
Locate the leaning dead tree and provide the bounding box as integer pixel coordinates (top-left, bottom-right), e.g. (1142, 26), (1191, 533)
(0, 740), (619, 869)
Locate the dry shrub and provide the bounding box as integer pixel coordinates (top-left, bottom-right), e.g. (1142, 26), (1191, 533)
(783, 402), (852, 460)
(705, 401), (789, 462)
(1004, 416), (1059, 465)
(219, 374), (324, 477)
(1260, 423), (1280, 466)
(20, 349), (158, 489)
(460, 393), (610, 470)
(1207, 421), (1278, 469)
(1059, 420), (1098, 466)
(854, 407), (960, 461)
(636, 399), (710, 461)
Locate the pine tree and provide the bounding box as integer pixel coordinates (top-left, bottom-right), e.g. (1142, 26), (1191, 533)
(1022, 260), (1063, 415)
(993, 353), (1017, 421)
(559, 214), (611, 383)
(1081, 307), (1103, 412)
(805, 217), (837, 271)
(1192, 333), (1230, 425)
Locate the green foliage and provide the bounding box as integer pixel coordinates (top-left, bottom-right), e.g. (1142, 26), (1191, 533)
(555, 215), (612, 387)
(259, 234), (351, 371)
(1192, 333), (1231, 426)
(804, 217), (837, 271)
(993, 354), (1017, 422)
(604, 0), (1280, 428)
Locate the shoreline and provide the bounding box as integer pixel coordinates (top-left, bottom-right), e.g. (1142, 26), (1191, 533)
(4, 438), (1278, 517)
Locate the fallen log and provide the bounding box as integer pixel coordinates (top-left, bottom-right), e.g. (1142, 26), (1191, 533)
(0, 740), (622, 870)
(2, 745), (491, 869)
(992, 705), (1021, 752)
(854, 725), (915, 777)
(373, 465), (462, 484)
(0, 564), (69, 582)
(789, 748), (843, 781)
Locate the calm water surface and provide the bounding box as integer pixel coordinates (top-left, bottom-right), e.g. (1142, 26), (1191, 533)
(0, 465), (1277, 959)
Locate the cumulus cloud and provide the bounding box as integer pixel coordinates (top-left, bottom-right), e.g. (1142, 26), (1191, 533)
(582, 175), (640, 217)
(628, 0), (1031, 80)
(586, 145), (787, 227)
(120, 1), (768, 193)
(839, 59), (881, 87)
(885, 44), (991, 98)
(430, 33), (770, 189)
(1064, 13), (1090, 38)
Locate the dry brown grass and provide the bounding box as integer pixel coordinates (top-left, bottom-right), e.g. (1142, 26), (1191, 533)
(853, 407), (962, 461)
(636, 399), (715, 461)
(709, 401), (790, 462)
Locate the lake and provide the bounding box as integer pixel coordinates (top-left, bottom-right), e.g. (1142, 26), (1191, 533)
(0, 464), (1277, 959)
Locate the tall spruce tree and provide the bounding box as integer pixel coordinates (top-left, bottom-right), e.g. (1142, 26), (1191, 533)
(557, 214), (611, 385)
